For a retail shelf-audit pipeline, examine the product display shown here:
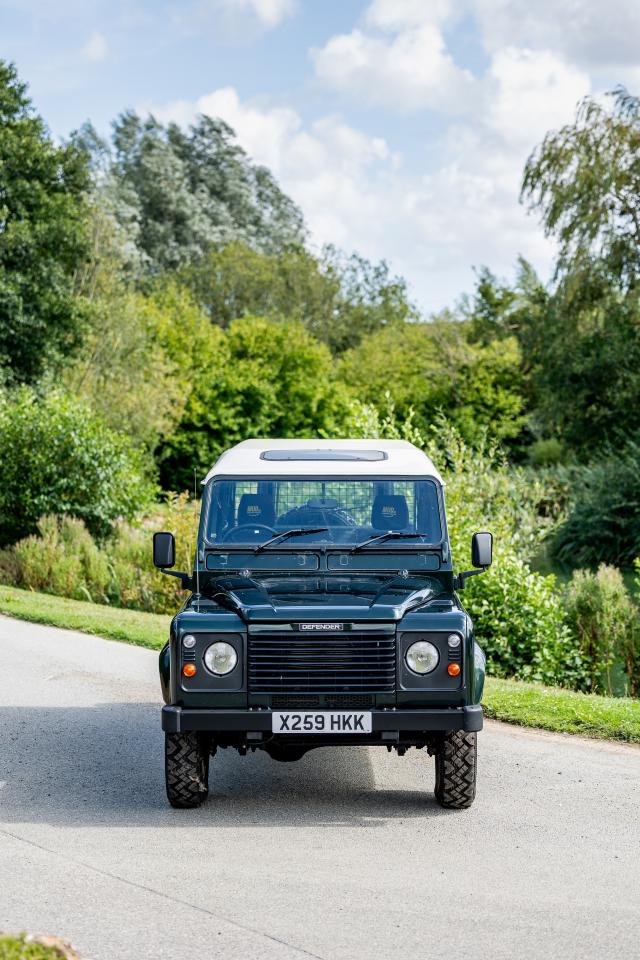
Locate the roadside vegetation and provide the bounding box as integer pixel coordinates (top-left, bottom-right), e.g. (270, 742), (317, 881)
(1, 61), (640, 718)
(483, 678), (640, 744)
(0, 586), (168, 649)
(0, 935), (81, 960)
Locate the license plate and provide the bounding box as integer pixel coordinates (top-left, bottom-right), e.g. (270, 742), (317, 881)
(271, 711), (372, 734)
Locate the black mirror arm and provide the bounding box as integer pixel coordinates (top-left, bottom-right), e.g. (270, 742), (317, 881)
(159, 568), (194, 590)
(454, 567), (488, 590)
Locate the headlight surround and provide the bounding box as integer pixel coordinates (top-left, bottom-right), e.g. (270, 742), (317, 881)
(405, 639), (439, 675)
(203, 641), (238, 676)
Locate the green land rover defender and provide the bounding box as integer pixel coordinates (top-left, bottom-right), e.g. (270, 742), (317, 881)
(155, 439), (492, 809)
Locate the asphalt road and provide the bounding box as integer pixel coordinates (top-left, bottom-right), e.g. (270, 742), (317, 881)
(1, 615), (639, 960)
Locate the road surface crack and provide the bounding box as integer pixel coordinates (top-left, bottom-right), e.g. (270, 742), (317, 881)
(0, 825), (327, 960)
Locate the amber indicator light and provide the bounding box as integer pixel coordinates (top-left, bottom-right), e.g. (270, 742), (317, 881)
(447, 663), (461, 677)
(182, 663), (197, 678)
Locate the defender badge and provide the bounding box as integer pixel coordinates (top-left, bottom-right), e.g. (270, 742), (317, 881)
(299, 622), (344, 631)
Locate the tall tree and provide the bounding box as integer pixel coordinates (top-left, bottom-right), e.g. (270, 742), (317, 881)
(522, 87), (640, 287)
(0, 61), (90, 383)
(75, 113), (305, 275)
(520, 88), (640, 453)
(179, 242), (416, 352)
(339, 318), (526, 446)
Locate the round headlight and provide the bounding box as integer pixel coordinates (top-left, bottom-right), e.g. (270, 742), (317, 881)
(406, 640), (439, 675)
(447, 633), (461, 649)
(182, 634), (196, 649)
(204, 641), (238, 676)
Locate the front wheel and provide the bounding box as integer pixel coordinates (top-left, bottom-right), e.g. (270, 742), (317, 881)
(434, 731), (477, 809)
(165, 732), (211, 808)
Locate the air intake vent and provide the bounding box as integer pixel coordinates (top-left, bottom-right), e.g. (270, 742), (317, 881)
(271, 695), (321, 709)
(249, 628), (396, 694)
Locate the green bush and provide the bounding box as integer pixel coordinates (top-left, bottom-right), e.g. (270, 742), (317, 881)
(528, 437), (565, 467)
(465, 552), (585, 686)
(157, 316), (353, 491)
(628, 559), (640, 697)
(553, 444), (640, 566)
(0, 494), (199, 615)
(426, 421), (555, 564)
(0, 389), (155, 545)
(425, 423), (582, 685)
(564, 565), (640, 696)
(0, 934), (74, 959)
(339, 321), (525, 448)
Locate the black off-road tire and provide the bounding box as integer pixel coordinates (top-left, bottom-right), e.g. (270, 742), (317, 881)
(165, 732), (211, 808)
(434, 731), (477, 809)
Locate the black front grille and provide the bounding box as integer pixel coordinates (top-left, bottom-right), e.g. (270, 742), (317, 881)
(249, 628), (396, 694)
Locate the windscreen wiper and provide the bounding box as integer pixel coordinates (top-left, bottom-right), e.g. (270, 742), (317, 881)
(254, 527), (328, 553)
(351, 532), (432, 553)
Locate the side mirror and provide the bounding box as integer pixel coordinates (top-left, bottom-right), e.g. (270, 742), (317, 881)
(454, 531), (493, 590)
(471, 531), (492, 568)
(153, 531), (175, 569)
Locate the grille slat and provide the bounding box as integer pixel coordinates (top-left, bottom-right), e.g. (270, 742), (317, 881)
(249, 628), (396, 694)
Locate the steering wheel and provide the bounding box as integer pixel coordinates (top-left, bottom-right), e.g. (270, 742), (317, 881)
(223, 523), (277, 543)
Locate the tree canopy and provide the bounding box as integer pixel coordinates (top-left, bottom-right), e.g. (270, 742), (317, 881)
(520, 88), (640, 453)
(522, 87), (640, 287)
(178, 241), (416, 352)
(0, 60), (91, 384)
(73, 112), (305, 274)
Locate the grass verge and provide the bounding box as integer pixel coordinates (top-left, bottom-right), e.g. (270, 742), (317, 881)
(1, 585), (639, 744)
(0, 585), (169, 650)
(483, 676), (640, 743)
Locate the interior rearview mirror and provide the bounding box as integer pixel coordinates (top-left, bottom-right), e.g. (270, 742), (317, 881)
(153, 531), (176, 569)
(471, 531), (492, 568)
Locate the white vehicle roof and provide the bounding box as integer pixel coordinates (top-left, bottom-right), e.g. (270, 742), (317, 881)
(203, 439), (442, 483)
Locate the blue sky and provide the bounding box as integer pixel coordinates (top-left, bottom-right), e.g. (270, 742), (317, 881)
(2, 0), (639, 312)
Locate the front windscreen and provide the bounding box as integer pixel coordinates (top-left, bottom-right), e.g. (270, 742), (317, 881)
(204, 477), (442, 547)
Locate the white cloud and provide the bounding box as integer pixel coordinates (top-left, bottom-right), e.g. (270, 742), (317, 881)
(470, 0), (640, 69)
(145, 0), (603, 311)
(312, 21), (474, 114)
(146, 81), (566, 311)
(485, 47), (590, 145)
(222, 0), (296, 27)
(152, 87), (302, 173)
(149, 88), (394, 250)
(80, 30), (108, 64)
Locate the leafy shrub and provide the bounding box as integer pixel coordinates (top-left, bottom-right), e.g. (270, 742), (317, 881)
(564, 565), (639, 695)
(426, 420), (555, 564)
(627, 559), (640, 697)
(157, 316), (353, 491)
(553, 443), (640, 566)
(425, 422), (581, 684)
(339, 321), (525, 447)
(0, 494), (199, 615)
(337, 391), (426, 447)
(0, 389), (155, 545)
(0, 932), (77, 959)
(528, 437), (565, 466)
(464, 553), (585, 686)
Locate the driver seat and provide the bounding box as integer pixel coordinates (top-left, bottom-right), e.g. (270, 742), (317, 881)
(237, 494), (276, 527)
(371, 494), (410, 531)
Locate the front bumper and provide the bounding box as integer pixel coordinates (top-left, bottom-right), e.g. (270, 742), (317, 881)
(161, 704), (483, 734)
